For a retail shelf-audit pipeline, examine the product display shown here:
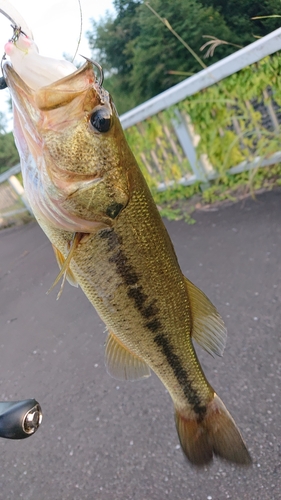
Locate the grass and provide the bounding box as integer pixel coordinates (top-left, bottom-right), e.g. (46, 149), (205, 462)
(152, 163), (281, 221)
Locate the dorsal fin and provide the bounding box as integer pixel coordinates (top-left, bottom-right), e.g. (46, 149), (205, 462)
(184, 277), (227, 357)
(105, 331), (151, 381)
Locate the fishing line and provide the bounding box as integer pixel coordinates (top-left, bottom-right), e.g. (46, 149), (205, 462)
(0, 7), (17, 28)
(71, 0), (83, 63)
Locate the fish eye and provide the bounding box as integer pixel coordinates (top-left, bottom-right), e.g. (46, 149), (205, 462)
(90, 107), (112, 133)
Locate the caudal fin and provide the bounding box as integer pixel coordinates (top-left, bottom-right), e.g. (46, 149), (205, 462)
(175, 394), (252, 466)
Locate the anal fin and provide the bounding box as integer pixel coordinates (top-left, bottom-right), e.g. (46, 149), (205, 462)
(184, 277), (227, 357)
(105, 331), (151, 381)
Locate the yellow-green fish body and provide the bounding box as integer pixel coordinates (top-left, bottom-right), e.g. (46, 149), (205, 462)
(3, 35), (251, 466)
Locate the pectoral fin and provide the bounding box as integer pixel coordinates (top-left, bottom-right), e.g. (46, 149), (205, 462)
(105, 331), (151, 381)
(48, 233), (82, 299)
(52, 244), (79, 288)
(184, 277), (227, 357)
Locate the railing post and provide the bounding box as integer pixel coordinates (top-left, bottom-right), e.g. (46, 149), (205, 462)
(172, 109), (210, 185)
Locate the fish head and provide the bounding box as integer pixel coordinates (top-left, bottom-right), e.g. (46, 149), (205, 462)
(3, 56), (131, 232)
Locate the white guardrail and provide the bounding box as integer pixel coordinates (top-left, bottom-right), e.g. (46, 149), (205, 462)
(120, 28), (281, 129)
(120, 28), (281, 190)
(1, 28), (281, 217)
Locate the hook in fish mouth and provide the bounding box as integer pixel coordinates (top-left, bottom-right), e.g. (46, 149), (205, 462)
(79, 55), (104, 87)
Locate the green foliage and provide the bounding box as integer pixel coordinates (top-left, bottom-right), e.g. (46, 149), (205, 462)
(181, 54), (281, 174)
(124, 112), (193, 188)
(199, 0), (281, 46)
(152, 163), (281, 221)
(152, 183), (200, 222)
(122, 52), (281, 221)
(152, 182), (201, 205)
(124, 53), (281, 189)
(201, 162), (281, 204)
(0, 131), (20, 174)
(129, 0), (232, 103)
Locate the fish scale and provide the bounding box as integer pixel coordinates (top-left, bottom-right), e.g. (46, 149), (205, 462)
(63, 172), (214, 410)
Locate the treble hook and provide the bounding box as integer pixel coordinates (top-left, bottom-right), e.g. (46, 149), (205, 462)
(0, 22), (20, 89)
(0, 5), (31, 89)
(79, 55), (104, 87)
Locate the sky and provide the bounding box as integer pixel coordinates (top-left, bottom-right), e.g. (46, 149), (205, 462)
(0, 0), (115, 122)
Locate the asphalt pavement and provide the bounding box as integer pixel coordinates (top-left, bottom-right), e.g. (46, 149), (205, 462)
(0, 189), (280, 500)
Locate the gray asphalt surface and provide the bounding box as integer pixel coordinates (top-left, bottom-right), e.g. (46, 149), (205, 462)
(0, 190), (280, 500)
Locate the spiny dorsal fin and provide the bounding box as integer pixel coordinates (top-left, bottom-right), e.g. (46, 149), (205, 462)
(105, 331), (151, 381)
(184, 277), (227, 357)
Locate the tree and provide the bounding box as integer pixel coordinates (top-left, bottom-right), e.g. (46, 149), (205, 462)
(129, 0), (232, 103)
(199, 0), (281, 46)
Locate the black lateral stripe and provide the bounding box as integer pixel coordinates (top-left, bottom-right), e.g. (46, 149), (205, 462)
(99, 228), (161, 327)
(109, 249), (138, 286)
(154, 334), (207, 419)
(99, 228), (120, 251)
(127, 287), (147, 310)
(146, 318), (162, 332)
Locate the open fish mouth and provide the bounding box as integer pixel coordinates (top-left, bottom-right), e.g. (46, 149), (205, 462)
(3, 59), (99, 124)
(1, 30), (120, 232)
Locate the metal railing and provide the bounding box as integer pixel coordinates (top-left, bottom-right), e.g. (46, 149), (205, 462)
(120, 28), (281, 190)
(120, 29), (281, 129)
(1, 28), (281, 219)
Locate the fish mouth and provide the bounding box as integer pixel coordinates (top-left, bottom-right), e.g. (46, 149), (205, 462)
(3, 60), (101, 119)
(4, 59), (116, 232)
(3, 59), (111, 156)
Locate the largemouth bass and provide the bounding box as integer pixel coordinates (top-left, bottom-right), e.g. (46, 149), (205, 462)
(3, 27), (251, 466)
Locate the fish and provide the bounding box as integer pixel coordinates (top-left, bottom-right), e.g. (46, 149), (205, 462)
(2, 25), (251, 466)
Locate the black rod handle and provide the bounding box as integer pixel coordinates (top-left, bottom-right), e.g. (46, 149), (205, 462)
(0, 399), (42, 439)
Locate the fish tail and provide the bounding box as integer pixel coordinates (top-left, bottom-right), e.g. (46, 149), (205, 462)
(175, 393), (252, 466)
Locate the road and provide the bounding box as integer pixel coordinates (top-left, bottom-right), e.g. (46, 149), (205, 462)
(0, 190), (280, 500)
